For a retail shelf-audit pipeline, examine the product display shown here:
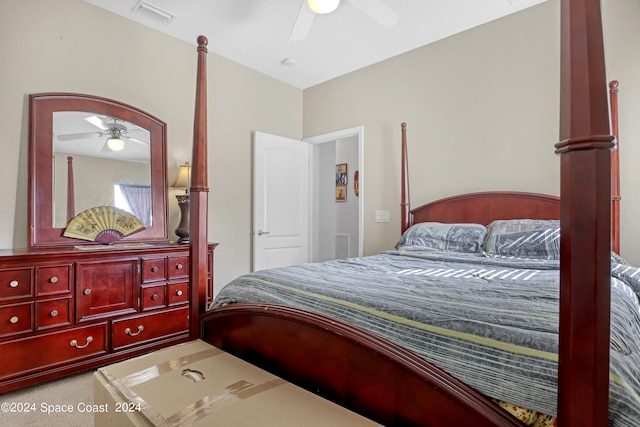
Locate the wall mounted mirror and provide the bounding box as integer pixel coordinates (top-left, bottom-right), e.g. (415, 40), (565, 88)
(29, 93), (169, 249)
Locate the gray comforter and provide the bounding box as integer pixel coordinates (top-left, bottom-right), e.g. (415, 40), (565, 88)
(211, 250), (640, 426)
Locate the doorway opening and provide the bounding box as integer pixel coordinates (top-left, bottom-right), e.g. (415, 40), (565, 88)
(306, 126), (364, 262)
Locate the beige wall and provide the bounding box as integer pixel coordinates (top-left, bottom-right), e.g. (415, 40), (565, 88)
(0, 0), (302, 288)
(602, 0), (640, 264)
(304, 0), (640, 265)
(2, 0), (639, 290)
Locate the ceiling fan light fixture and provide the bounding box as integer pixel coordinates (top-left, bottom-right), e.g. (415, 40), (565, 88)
(107, 137), (126, 152)
(307, 0), (340, 14)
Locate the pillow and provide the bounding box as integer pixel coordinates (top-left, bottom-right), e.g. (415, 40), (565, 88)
(484, 219), (560, 259)
(395, 222), (487, 253)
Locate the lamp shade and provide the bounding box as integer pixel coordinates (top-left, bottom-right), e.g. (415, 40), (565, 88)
(172, 162), (191, 190)
(107, 137), (125, 151)
(307, 0), (340, 14)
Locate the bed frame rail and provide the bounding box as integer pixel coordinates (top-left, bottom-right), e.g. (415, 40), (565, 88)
(201, 304), (525, 427)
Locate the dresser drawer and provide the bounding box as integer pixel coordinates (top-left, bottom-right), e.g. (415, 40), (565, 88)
(0, 268), (32, 300)
(167, 282), (188, 306)
(36, 265), (72, 296)
(141, 284), (166, 311)
(111, 307), (189, 351)
(141, 258), (167, 283)
(0, 323), (107, 380)
(36, 297), (72, 330)
(0, 302), (33, 337)
(167, 255), (189, 279)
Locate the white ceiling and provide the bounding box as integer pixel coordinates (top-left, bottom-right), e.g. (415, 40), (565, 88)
(85, 0), (547, 89)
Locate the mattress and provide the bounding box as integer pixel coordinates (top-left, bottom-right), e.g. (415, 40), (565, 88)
(212, 249), (640, 427)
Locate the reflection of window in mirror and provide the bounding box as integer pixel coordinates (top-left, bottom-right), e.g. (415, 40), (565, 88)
(114, 184), (152, 226)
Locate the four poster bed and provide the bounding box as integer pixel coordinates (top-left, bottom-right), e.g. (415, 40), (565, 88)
(185, 1), (636, 426)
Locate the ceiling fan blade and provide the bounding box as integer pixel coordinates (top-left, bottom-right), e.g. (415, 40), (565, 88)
(290, 1), (315, 41)
(57, 132), (102, 142)
(349, 0), (398, 28)
(122, 135), (148, 145)
(85, 115), (111, 130)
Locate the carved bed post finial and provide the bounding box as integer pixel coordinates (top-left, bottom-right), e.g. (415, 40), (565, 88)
(190, 35), (210, 340)
(401, 122), (411, 234)
(609, 80), (620, 255)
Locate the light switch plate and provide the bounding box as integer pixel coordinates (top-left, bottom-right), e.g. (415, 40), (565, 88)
(374, 210), (390, 223)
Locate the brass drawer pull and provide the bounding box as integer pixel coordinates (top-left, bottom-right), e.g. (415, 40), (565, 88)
(9, 280), (19, 288)
(70, 336), (93, 349)
(151, 266), (159, 273)
(151, 293), (159, 301)
(125, 325), (144, 336)
(50, 276), (59, 283)
(176, 290), (183, 296)
(83, 288), (91, 295)
(9, 316), (19, 324)
(50, 310), (59, 317)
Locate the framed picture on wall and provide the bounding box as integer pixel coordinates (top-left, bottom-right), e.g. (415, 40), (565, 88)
(336, 163), (348, 185)
(336, 163), (348, 202)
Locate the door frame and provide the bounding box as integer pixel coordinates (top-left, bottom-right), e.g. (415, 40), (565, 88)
(305, 126), (364, 258)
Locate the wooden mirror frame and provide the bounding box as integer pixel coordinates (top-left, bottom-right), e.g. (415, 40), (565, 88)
(28, 93), (169, 249)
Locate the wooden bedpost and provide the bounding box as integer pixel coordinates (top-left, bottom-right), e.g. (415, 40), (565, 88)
(609, 80), (620, 255)
(66, 156), (75, 222)
(400, 122), (411, 233)
(554, 1), (614, 426)
(189, 35), (210, 340)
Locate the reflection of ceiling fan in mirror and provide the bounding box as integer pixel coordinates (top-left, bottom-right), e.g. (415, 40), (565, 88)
(290, 0), (398, 41)
(56, 115), (149, 154)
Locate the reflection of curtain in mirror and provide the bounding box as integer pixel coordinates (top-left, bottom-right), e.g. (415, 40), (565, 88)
(119, 184), (152, 226)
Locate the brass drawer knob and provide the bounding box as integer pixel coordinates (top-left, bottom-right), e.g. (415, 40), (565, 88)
(176, 263), (183, 270)
(50, 309), (59, 317)
(83, 288), (91, 295)
(151, 293), (159, 301)
(151, 266), (159, 273)
(50, 276), (59, 283)
(9, 316), (19, 324)
(176, 290), (183, 296)
(9, 280), (19, 288)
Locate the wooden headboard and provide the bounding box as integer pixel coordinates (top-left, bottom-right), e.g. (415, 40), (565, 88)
(408, 191), (560, 226)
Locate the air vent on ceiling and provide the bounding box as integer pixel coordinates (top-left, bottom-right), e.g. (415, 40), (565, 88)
(132, 0), (176, 25)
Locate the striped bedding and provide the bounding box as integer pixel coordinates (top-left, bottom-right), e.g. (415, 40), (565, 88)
(211, 250), (640, 426)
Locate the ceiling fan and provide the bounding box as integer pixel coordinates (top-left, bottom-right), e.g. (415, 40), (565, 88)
(290, 0), (399, 41)
(56, 116), (148, 153)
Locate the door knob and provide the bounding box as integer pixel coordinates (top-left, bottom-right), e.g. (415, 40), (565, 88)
(257, 230), (270, 236)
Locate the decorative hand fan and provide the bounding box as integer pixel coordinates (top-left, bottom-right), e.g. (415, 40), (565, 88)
(63, 206), (146, 244)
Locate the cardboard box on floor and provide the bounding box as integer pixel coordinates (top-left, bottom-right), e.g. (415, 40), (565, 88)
(94, 339), (380, 426)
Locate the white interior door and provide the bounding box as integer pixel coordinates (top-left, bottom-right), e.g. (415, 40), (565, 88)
(253, 132), (310, 271)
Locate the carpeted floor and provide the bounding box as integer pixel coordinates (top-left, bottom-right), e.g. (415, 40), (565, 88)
(0, 370), (95, 427)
